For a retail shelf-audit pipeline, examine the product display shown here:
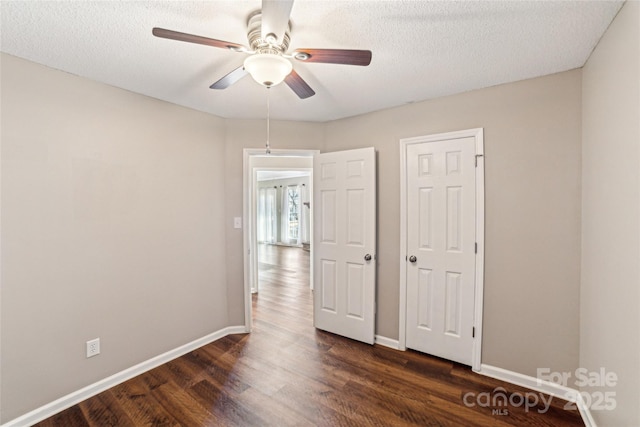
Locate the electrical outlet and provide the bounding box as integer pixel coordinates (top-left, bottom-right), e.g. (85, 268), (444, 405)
(86, 338), (100, 358)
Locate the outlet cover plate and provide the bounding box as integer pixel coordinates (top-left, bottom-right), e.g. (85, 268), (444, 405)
(86, 338), (100, 358)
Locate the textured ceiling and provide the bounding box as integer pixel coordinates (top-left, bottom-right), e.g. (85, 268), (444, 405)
(0, 1), (624, 122)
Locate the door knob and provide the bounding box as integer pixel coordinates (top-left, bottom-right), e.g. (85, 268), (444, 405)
(364, 254), (372, 261)
(409, 255), (417, 263)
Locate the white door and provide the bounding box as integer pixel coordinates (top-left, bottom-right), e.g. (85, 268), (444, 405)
(313, 147), (376, 344)
(405, 136), (477, 365)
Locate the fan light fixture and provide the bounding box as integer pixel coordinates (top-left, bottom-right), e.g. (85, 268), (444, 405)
(244, 53), (292, 87)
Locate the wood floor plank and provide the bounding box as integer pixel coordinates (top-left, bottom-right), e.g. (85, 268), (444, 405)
(78, 390), (136, 427)
(271, 381), (368, 427)
(187, 379), (265, 426)
(110, 378), (179, 427)
(230, 386), (316, 427)
(35, 405), (89, 427)
(150, 380), (220, 426)
(33, 244), (583, 426)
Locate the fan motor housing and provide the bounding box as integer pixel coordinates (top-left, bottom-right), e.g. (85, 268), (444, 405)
(247, 10), (291, 54)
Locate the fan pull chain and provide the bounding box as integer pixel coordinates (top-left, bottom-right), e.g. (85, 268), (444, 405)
(266, 87), (271, 155)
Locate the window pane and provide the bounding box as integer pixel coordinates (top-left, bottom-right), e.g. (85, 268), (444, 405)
(288, 186), (299, 240)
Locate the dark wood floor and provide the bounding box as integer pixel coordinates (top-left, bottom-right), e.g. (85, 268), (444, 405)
(35, 244), (583, 426)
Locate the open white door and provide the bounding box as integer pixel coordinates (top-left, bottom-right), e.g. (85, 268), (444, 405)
(313, 147), (376, 344)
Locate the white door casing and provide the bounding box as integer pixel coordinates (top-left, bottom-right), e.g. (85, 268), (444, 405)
(313, 147), (377, 344)
(400, 129), (484, 369)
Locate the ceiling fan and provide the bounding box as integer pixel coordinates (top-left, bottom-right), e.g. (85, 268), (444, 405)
(152, 0), (372, 99)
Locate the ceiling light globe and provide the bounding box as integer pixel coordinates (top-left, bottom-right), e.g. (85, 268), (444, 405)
(244, 53), (293, 87)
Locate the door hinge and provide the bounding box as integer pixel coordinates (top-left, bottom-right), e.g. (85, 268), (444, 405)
(475, 242), (477, 253)
(475, 154), (484, 167)
(472, 327), (475, 338)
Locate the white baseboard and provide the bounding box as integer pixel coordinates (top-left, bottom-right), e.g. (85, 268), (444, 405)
(2, 326), (248, 427)
(226, 325), (250, 335)
(478, 364), (596, 427)
(374, 335), (401, 350)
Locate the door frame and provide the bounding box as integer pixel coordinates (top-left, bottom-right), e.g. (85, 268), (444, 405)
(242, 148), (320, 332)
(398, 128), (485, 371)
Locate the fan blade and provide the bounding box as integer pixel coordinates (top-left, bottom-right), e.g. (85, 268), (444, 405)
(284, 70), (315, 99)
(293, 49), (372, 66)
(261, 0), (294, 44)
(210, 66), (248, 89)
(152, 28), (245, 50)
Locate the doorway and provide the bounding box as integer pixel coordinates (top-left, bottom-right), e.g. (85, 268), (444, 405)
(242, 149), (319, 331)
(242, 147), (378, 345)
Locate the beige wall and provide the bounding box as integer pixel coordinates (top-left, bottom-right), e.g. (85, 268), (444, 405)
(581, 1), (640, 425)
(1, 54), (230, 422)
(324, 70), (583, 377)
